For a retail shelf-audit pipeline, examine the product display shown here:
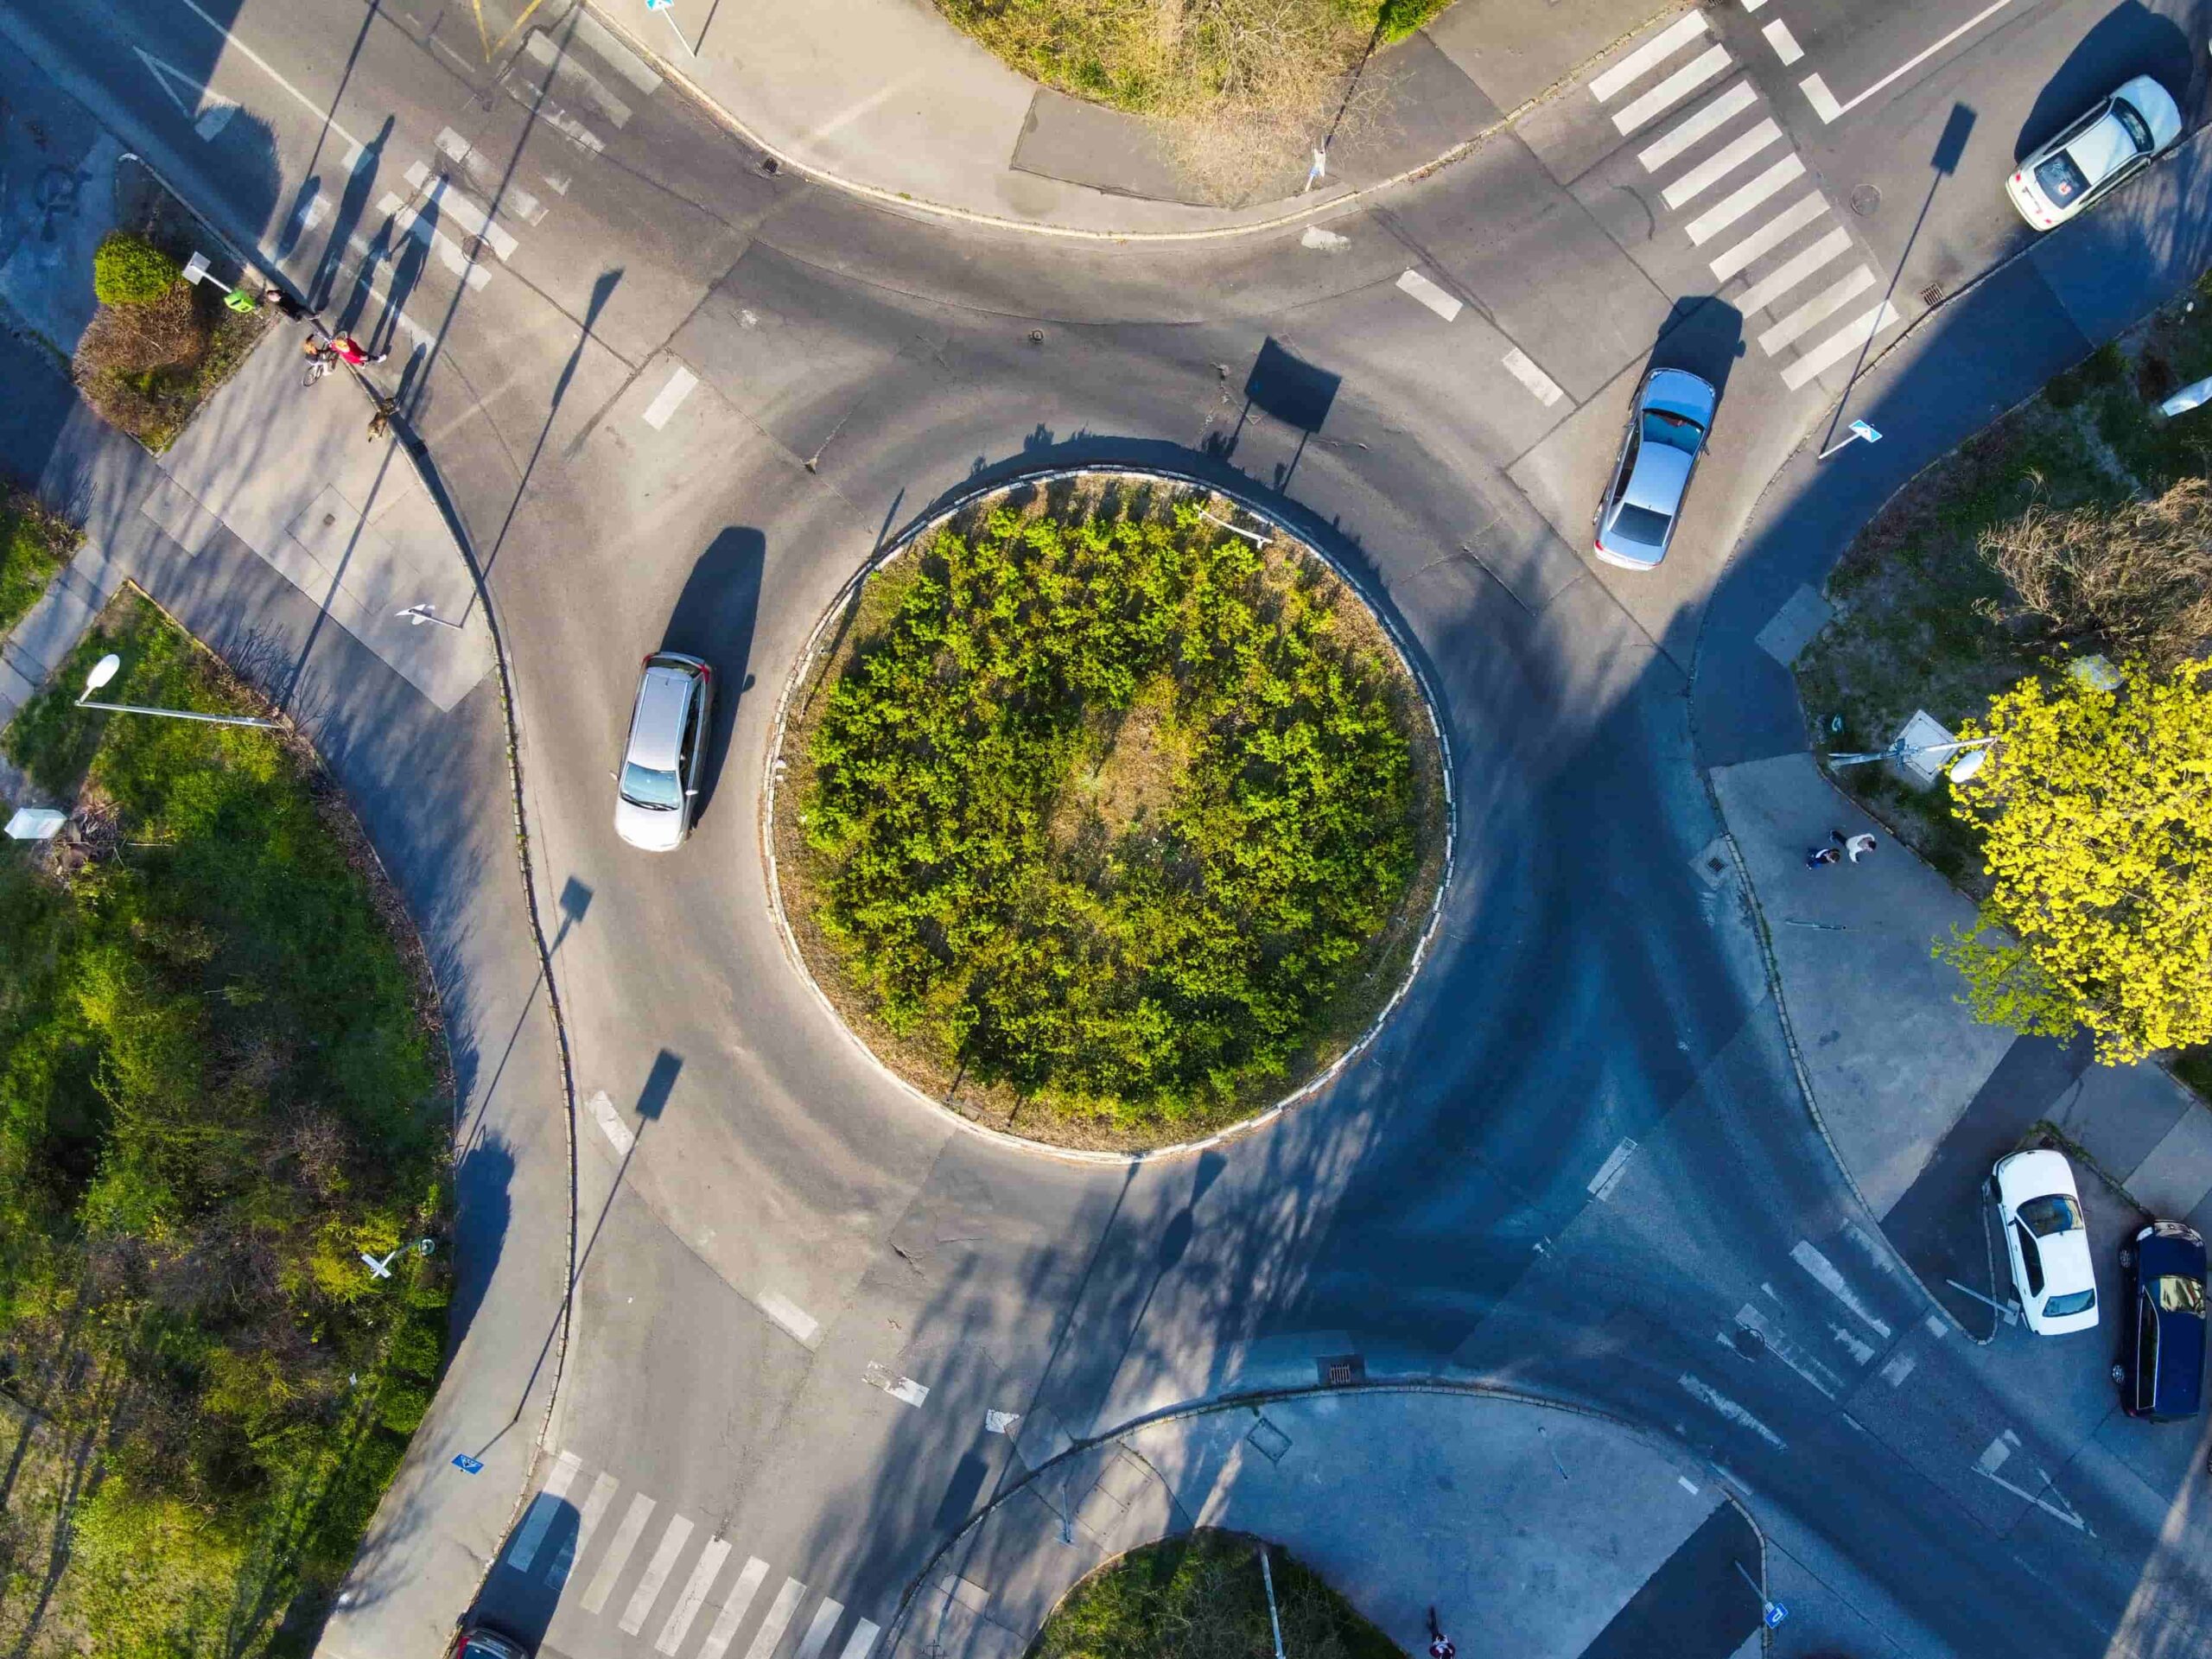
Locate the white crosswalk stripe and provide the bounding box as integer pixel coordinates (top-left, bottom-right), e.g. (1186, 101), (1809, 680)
(1588, 13), (1711, 102)
(620, 1514), (697, 1634)
(1707, 193), (1831, 282)
(659, 1539), (734, 1655)
(1779, 301), (1902, 390)
(1758, 265), (1878, 353)
(1638, 79), (1758, 171)
(1661, 118), (1781, 207)
(1734, 226), (1853, 315)
(744, 1579), (810, 1659)
(701, 1557), (773, 1659)
(1611, 44), (1732, 134)
(1685, 153), (1804, 245)
(582, 1492), (656, 1614)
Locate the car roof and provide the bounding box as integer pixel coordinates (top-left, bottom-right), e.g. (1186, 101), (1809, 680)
(2064, 111), (2139, 188)
(627, 664), (696, 771)
(2040, 1227), (2096, 1296)
(1624, 443), (1694, 513)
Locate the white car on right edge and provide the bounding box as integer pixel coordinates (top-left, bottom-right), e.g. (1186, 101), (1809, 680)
(1995, 1149), (2100, 1334)
(2007, 75), (2183, 231)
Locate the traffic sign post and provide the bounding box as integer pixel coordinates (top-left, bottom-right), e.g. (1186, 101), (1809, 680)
(451, 1452), (485, 1475)
(1818, 416), (1883, 461)
(643, 0), (697, 58)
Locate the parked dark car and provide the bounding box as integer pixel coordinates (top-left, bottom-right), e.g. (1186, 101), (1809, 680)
(2114, 1220), (2205, 1421)
(446, 1616), (533, 1659)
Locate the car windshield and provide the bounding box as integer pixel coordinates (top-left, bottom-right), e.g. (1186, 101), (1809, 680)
(2018, 1193), (2084, 1236)
(2035, 150), (2089, 203)
(1640, 408), (1705, 451)
(2155, 1274), (2207, 1316)
(2111, 99), (2152, 150)
(2044, 1287), (2096, 1318)
(1610, 503), (1674, 546)
(620, 761), (682, 810)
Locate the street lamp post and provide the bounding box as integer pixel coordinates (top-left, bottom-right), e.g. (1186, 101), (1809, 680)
(1827, 733), (1995, 783)
(360, 1238), (435, 1279)
(396, 603), (466, 630)
(77, 654), (281, 729)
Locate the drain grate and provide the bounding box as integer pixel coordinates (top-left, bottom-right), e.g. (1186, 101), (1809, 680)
(1317, 1354), (1366, 1387)
(1919, 280), (1945, 307)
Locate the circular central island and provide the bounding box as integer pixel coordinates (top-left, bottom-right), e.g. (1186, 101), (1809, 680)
(768, 474), (1449, 1153)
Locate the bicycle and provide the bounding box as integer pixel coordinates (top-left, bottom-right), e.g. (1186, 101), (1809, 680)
(302, 346), (337, 387)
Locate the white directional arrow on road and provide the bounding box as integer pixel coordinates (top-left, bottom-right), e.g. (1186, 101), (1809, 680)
(132, 48), (239, 140)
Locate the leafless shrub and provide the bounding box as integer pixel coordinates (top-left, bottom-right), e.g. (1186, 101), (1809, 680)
(71, 285), (210, 443)
(1976, 475), (2212, 670)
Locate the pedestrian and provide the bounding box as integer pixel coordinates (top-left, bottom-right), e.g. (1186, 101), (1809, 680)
(327, 332), (386, 366)
(1805, 844), (1840, 868)
(1427, 1606), (1455, 1659)
(1834, 829), (1878, 862)
(261, 285), (311, 321)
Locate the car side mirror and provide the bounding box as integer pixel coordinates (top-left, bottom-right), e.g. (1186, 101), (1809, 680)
(686, 788), (699, 797)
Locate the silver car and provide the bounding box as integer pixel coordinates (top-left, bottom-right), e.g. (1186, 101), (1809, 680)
(1593, 367), (1718, 571)
(613, 652), (713, 852)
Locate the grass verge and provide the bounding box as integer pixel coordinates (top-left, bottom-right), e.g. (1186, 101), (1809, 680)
(0, 587), (450, 1658)
(0, 486), (78, 642)
(1028, 1529), (1402, 1659)
(1794, 264), (2212, 1087)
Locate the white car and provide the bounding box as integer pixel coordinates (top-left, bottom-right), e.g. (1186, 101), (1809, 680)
(1994, 1150), (2100, 1334)
(2006, 75), (2183, 231)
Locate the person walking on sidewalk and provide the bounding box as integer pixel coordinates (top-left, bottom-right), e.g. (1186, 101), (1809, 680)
(1427, 1606), (1455, 1659)
(1806, 843), (1840, 868)
(1834, 829), (1878, 862)
(326, 332), (387, 366)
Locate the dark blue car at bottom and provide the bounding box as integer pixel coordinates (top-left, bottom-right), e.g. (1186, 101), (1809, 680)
(2115, 1220), (2206, 1422)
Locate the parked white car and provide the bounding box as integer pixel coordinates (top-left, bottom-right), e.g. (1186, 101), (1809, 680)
(1994, 1149), (2100, 1334)
(2006, 76), (2182, 231)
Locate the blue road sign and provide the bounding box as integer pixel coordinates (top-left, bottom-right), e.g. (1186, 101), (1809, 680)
(452, 1452), (485, 1475)
(1847, 419), (1881, 444)
(644, 0), (673, 10)
(1764, 1602), (1789, 1630)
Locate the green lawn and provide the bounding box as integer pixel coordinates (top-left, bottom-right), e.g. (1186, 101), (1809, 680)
(1029, 1529), (1402, 1659)
(0, 588), (450, 1658)
(0, 486), (76, 642)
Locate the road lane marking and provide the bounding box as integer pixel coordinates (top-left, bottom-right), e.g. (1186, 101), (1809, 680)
(1802, 0), (2016, 124)
(620, 1513), (696, 1634)
(1639, 80), (1758, 172)
(839, 1620), (882, 1659)
(375, 193), (493, 291)
(1761, 20), (1805, 64)
(796, 1598), (848, 1659)
(1759, 265), (1876, 352)
(403, 162), (520, 261)
(1733, 226), (1852, 313)
(1685, 153), (1805, 245)
(132, 48), (239, 139)
(1739, 0), (1767, 10)
(547, 1468), (621, 1587)
(524, 30), (636, 125)
(1791, 1240), (1894, 1337)
(565, 5), (666, 93)
(435, 129), (550, 223)
(1827, 1323), (1874, 1364)
(1500, 347), (1565, 407)
(1589, 13), (1710, 103)
(586, 1089), (636, 1154)
(1708, 194), (1829, 281)
(699, 1557), (772, 1659)
(758, 1288), (821, 1346)
(864, 1362), (931, 1407)
(1587, 1137), (1639, 1198)
(1395, 269), (1463, 321)
(1679, 1372), (1787, 1448)
(1301, 226), (1350, 250)
(1662, 118), (1782, 207)
(582, 1491), (657, 1613)
(642, 365), (699, 429)
(1926, 1313), (1949, 1338)
(1613, 45), (1732, 134)
(1729, 1304), (1842, 1398)
(1779, 300), (1901, 391)
(1880, 1351), (1917, 1387)
(744, 1578), (810, 1659)
(658, 1538), (732, 1655)
(167, 0), (366, 150)
(1678, 1475), (1701, 1494)
(505, 1450), (582, 1571)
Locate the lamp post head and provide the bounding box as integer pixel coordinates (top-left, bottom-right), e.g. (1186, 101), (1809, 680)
(84, 654), (122, 694)
(1948, 746), (1989, 785)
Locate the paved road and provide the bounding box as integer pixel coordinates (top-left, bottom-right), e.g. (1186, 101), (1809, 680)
(8, 0), (2211, 1656)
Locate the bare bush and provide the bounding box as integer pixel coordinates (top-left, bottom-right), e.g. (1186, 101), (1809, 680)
(71, 285), (210, 443)
(1976, 475), (2212, 669)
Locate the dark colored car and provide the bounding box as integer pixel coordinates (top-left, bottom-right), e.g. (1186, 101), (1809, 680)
(2113, 1220), (2206, 1421)
(446, 1617), (533, 1659)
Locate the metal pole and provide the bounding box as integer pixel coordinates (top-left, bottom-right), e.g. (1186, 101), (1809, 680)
(1827, 736), (1991, 768)
(660, 6), (696, 56)
(1198, 508), (1268, 547)
(75, 697), (280, 729)
(397, 603), (467, 630)
(1257, 1546), (1287, 1659)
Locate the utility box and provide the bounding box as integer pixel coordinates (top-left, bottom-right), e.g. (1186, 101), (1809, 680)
(4, 807), (67, 841)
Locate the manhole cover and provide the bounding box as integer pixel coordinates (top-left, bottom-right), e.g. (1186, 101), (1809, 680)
(1919, 280), (1945, 307)
(461, 234), (488, 262)
(1732, 1325), (1766, 1359)
(1849, 183), (1881, 216)
(1027, 328), (1046, 345)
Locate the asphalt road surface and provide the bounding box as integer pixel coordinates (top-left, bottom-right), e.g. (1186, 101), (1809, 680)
(7, 0), (2211, 1655)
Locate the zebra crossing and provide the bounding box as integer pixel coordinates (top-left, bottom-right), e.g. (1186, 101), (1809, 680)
(1586, 12), (1902, 392)
(500, 1449), (879, 1659)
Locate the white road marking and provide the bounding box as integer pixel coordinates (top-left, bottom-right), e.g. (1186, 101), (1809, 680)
(133, 48), (229, 135)
(1803, 0), (2015, 124)
(547, 1468), (621, 1587)
(1730, 1304), (1843, 1398)
(796, 1598), (847, 1659)
(525, 31), (636, 126)
(1762, 20), (1805, 64)
(1791, 1240), (1894, 1337)
(288, 188), (330, 240)
(1760, 265), (1876, 353)
(194, 101), (238, 140)
(620, 1513), (696, 1634)
(165, 0), (367, 150)
(1395, 269), (1463, 321)
(1613, 45), (1732, 134)
(403, 162), (521, 261)
(505, 1451), (582, 1572)
(582, 1492), (658, 1613)
(1880, 1351), (1917, 1387)
(699, 1558), (772, 1659)
(758, 1288), (820, 1346)
(543, 171), (575, 194)
(375, 192), (493, 291)
(1972, 1431), (2091, 1529)
(1300, 226), (1351, 250)
(435, 128), (550, 224)
(1733, 226), (1852, 313)
(1662, 118), (1782, 207)
(1845, 1222), (1902, 1278)
(587, 1089), (636, 1155)
(1589, 13), (1710, 102)
(839, 1620), (882, 1659)
(658, 1538), (732, 1655)
(864, 1362), (930, 1407)
(1639, 80), (1759, 173)
(1926, 1313), (1950, 1338)
(1499, 346), (1565, 408)
(1739, 0), (1767, 10)
(1709, 194), (1829, 281)
(1685, 153), (1805, 245)
(1679, 1372), (1788, 1448)
(1828, 1323), (1874, 1365)
(1778, 300), (1901, 391)
(1678, 1475), (1701, 1494)
(642, 365), (699, 429)
(744, 1578), (810, 1659)
(566, 6), (667, 93)
(1587, 1137), (1640, 1198)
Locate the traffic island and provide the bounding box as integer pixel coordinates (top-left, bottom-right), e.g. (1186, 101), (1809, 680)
(767, 473), (1449, 1154)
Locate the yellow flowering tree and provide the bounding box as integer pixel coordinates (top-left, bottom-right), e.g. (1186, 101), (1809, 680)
(1937, 659), (2212, 1062)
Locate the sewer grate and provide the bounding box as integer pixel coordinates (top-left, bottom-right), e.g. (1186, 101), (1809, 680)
(1317, 1354), (1365, 1386)
(1919, 280), (1944, 307)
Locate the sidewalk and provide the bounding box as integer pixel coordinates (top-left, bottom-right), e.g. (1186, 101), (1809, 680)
(890, 1389), (1765, 1659)
(556, 0), (1683, 236)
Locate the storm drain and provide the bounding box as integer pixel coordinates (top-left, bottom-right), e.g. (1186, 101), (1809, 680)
(1317, 1354), (1366, 1386)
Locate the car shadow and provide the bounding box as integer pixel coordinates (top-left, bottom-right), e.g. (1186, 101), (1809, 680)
(458, 1492), (577, 1652)
(2014, 1), (2198, 161)
(658, 526), (763, 828)
(1643, 295), (1746, 407)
